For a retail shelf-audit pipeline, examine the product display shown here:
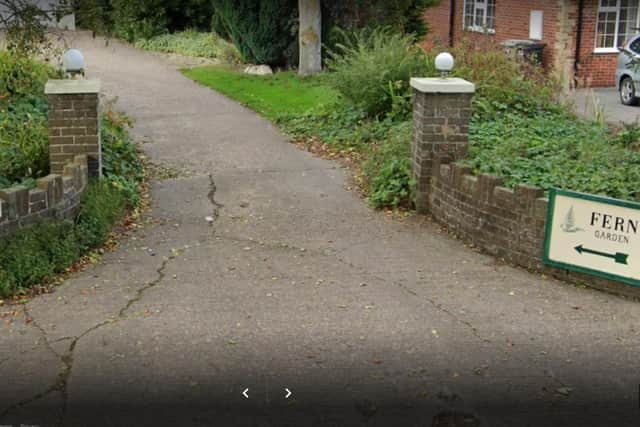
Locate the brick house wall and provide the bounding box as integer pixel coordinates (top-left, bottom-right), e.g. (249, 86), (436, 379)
(576, 0), (619, 87)
(424, 1), (618, 87)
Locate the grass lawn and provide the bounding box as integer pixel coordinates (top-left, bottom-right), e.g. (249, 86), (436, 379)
(182, 66), (339, 121)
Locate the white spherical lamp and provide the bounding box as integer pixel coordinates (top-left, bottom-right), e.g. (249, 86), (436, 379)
(62, 49), (85, 75)
(435, 52), (455, 77)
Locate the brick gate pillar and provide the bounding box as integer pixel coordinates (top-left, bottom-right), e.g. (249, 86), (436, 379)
(45, 79), (102, 177)
(410, 77), (475, 214)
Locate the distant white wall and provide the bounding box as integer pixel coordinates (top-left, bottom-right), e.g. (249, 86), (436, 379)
(0, 0), (75, 30)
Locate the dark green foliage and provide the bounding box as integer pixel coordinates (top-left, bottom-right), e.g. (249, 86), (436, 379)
(74, 180), (126, 251)
(362, 121), (414, 208)
(76, 0), (214, 38)
(0, 96), (49, 185)
(0, 52), (58, 188)
(74, 0), (115, 36)
(110, 0), (168, 42)
(0, 181), (125, 297)
(323, 0), (438, 39)
(101, 110), (145, 206)
(466, 112), (640, 202)
(326, 27), (435, 118)
(166, 0), (213, 31)
(211, 0), (297, 66)
(0, 50), (58, 99)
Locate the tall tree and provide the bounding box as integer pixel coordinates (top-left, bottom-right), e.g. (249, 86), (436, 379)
(298, 0), (321, 75)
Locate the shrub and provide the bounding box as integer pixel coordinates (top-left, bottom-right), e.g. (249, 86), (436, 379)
(0, 181), (126, 297)
(74, 180), (126, 251)
(110, 0), (168, 42)
(0, 50), (58, 100)
(0, 96), (49, 185)
(134, 30), (241, 62)
(0, 53), (56, 187)
(326, 27), (435, 118)
(211, 0), (297, 66)
(451, 39), (561, 119)
(363, 121), (414, 208)
(101, 107), (145, 206)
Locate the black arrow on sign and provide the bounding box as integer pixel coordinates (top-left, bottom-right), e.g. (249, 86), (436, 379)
(574, 245), (629, 265)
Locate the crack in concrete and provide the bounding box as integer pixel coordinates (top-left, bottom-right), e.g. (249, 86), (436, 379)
(207, 174), (224, 226)
(1, 257), (173, 426)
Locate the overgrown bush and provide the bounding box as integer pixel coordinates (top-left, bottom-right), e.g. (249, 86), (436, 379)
(451, 39), (561, 119)
(211, 0), (297, 66)
(135, 30), (241, 62)
(0, 50), (58, 99)
(0, 52), (59, 188)
(326, 27), (435, 118)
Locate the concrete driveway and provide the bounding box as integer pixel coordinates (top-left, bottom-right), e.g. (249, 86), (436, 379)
(1, 33), (639, 427)
(574, 87), (640, 124)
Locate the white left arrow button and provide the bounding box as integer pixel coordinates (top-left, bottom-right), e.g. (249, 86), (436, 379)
(242, 388), (249, 399)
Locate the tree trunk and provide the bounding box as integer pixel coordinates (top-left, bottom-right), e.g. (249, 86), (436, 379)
(298, 0), (322, 75)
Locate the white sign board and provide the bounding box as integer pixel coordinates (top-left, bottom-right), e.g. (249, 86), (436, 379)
(544, 189), (640, 287)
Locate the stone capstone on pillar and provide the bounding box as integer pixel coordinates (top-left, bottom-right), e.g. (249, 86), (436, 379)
(410, 77), (475, 214)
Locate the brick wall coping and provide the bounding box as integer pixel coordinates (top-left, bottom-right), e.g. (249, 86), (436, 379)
(429, 161), (640, 298)
(410, 77), (475, 93)
(0, 155), (89, 237)
(45, 79), (101, 95)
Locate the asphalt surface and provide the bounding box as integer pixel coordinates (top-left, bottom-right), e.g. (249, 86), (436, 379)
(574, 87), (640, 124)
(1, 33), (639, 427)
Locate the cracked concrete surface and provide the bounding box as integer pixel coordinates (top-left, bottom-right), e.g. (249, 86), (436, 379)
(1, 33), (639, 426)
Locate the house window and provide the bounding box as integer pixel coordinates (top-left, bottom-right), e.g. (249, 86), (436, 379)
(463, 0), (496, 33)
(595, 0), (640, 53)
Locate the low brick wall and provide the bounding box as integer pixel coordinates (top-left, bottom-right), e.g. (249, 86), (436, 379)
(429, 161), (640, 298)
(0, 155), (89, 237)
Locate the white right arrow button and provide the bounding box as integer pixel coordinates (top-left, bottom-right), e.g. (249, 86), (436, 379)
(284, 388), (292, 399)
(242, 388), (249, 399)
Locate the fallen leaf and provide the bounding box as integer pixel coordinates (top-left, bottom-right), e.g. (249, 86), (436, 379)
(556, 387), (573, 396)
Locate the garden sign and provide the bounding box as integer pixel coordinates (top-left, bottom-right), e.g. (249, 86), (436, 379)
(544, 188), (640, 287)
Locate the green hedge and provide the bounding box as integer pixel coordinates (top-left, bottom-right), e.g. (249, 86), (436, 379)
(211, 0), (296, 66)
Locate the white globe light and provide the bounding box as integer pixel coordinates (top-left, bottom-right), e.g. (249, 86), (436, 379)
(435, 52), (455, 73)
(62, 49), (85, 73)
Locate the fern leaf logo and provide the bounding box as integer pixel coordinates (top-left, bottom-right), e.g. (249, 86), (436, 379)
(560, 206), (583, 233)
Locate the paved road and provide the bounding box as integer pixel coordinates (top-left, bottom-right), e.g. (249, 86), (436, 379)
(1, 34), (639, 427)
(574, 87), (640, 124)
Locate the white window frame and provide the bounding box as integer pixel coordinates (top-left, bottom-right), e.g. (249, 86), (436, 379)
(463, 0), (496, 34)
(594, 0), (640, 54)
